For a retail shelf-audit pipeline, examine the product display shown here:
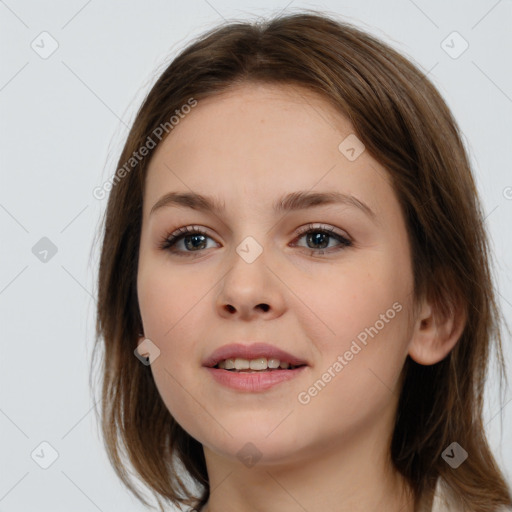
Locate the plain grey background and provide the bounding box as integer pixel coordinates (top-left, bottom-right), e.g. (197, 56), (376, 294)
(1, 1), (511, 510)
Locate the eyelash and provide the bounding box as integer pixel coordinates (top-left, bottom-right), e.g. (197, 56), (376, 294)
(158, 223), (352, 257)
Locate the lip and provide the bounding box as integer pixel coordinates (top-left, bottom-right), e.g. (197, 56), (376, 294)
(205, 365), (308, 392)
(202, 342), (309, 393)
(202, 342), (308, 368)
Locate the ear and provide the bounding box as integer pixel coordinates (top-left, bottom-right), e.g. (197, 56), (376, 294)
(135, 335), (147, 355)
(408, 296), (466, 365)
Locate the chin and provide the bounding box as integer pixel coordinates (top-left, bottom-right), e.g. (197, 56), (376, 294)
(199, 424), (309, 466)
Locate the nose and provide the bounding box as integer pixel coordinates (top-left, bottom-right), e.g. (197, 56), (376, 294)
(215, 247), (286, 321)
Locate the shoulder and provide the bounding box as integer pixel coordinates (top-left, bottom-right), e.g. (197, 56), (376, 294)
(431, 478), (512, 512)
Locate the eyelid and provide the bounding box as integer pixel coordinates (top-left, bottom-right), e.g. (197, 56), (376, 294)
(159, 222), (352, 256)
(290, 223), (352, 250)
(162, 223), (349, 241)
(158, 225), (214, 250)
(294, 222), (349, 239)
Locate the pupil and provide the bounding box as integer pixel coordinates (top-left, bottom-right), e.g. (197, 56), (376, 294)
(185, 234), (207, 251)
(307, 232), (328, 249)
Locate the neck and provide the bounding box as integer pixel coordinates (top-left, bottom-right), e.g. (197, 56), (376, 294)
(200, 422), (414, 512)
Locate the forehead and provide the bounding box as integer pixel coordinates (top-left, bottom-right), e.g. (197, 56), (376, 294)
(149, 82), (349, 166)
(143, 83), (392, 218)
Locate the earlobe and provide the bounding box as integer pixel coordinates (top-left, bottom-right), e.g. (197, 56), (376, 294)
(135, 335), (147, 355)
(408, 299), (466, 366)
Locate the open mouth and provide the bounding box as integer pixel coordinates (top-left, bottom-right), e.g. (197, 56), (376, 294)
(205, 350), (309, 391)
(214, 357), (307, 372)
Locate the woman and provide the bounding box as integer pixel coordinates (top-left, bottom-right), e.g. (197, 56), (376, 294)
(92, 11), (512, 512)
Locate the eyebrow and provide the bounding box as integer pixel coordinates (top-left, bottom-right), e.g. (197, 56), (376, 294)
(149, 190), (376, 221)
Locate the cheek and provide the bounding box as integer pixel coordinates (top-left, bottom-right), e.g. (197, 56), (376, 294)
(137, 256), (206, 349)
(295, 277), (412, 440)
(295, 248), (413, 423)
(137, 259), (214, 435)
(303, 250), (412, 353)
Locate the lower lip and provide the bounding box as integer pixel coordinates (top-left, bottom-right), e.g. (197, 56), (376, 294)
(205, 366), (307, 392)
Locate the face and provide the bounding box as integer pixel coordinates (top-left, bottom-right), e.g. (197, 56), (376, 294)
(137, 83), (416, 466)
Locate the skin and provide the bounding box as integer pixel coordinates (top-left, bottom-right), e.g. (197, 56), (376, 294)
(136, 83), (464, 512)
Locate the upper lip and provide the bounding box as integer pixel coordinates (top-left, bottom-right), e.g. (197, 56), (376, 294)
(203, 342), (308, 368)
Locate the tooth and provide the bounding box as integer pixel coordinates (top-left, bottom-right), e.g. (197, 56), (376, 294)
(217, 357), (295, 371)
(234, 358), (250, 370)
(250, 358), (267, 370)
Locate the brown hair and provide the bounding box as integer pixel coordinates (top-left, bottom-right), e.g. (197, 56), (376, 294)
(91, 10), (512, 512)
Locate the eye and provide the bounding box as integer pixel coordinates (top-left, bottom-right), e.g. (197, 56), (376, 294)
(291, 223), (352, 254)
(159, 225), (218, 256)
(159, 223), (352, 257)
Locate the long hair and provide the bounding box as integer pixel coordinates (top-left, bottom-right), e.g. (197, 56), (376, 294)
(91, 11), (512, 511)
